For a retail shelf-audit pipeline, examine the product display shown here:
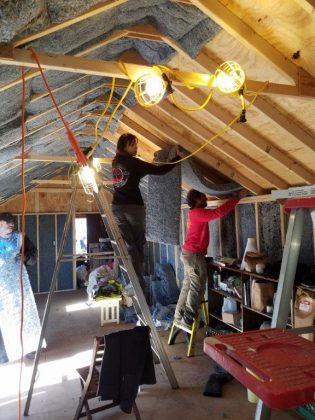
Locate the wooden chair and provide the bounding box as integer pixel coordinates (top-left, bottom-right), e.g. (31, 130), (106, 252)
(74, 336), (141, 420)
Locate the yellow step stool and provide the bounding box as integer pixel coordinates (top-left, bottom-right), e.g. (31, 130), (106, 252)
(168, 301), (209, 357)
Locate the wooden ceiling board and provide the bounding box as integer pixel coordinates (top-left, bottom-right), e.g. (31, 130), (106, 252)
(202, 29), (291, 84)
(141, 105), (274, 188)
(218, 0), (315, 77)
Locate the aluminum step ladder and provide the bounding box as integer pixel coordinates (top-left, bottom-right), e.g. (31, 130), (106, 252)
(24, 181), (178, 416)
(91, 185), (178, 386)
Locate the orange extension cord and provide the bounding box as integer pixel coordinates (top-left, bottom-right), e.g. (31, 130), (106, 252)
(18, 66), (27, 420)
(30, 49), (88, 166)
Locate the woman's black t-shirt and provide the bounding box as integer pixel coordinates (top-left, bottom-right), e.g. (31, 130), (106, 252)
(112, 154), (177, 205)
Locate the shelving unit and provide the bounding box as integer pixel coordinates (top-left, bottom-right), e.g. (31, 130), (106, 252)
(207, 262), (293, 333)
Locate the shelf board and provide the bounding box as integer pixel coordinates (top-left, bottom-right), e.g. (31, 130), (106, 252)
(209, 312), (243, 332)
(242, 305), (293, 327)
(209, 287), (242, 303)
(208, 262), (278, 283)
(243, 304), (273, 319)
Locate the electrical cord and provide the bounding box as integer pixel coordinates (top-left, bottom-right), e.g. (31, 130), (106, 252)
(18, 65), (27, 420)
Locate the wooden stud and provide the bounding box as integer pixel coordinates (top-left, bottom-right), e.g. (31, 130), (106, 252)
(255, 202), (261, 252)
(235, 205), (240, 259)
(279, 204), (287, 249)
(218, 217), (223, 256)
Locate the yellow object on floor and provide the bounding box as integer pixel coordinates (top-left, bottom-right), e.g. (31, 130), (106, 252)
(168, 301), (209, 357)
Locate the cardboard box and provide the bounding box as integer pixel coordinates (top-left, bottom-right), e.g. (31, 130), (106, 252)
(222, 311), (241, 324)
(294, 287), (315, 342)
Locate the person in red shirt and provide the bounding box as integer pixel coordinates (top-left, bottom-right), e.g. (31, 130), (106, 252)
(174, 188), (247, 329)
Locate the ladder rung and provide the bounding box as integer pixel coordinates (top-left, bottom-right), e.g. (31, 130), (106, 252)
(119, 264), (127, 272)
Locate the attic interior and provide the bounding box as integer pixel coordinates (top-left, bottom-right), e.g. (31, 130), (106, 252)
(0, 1), (314, 419)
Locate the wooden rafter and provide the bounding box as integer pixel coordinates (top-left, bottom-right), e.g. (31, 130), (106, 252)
(174, 85), (315, 185)
(1, 25), (314, 98)
(128, 24), (315, 98)
(120, 116), (168, 151)
(26, 84), (111, 125)
(125, 104), (263, 194)
(108, 45), (315, 184)
(125, 26), (315, 155)
(120, 113), (229, 185)
(293, 0), (315, 13)
(0, 30), (129, 93)
(31, 179), (112, 185)
(189, 0), (295, 83)
(157, 100), (289, 189)
(12, 0), (128, 47)
(15, 155), (112, 164)
(30, 75), (89, 103)
(0, 45), (213, 87)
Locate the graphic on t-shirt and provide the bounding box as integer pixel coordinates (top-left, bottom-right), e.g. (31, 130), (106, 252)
(113, 165), (130, 188)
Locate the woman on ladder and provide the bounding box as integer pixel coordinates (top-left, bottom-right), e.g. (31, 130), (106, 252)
(112, 133), (182, 293)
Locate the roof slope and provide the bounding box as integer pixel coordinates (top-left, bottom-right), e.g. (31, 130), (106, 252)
(0, 0), (314, 202)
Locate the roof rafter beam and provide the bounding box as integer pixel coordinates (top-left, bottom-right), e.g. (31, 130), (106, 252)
(2, 25), (313, 98)
(0, 45), (213, 87)
(120, 113), (228, 185)
(157, 100), (288, 190)
(293, 0), (315, 14)
(12, 0), (129, 47)
(127, 24), (315, 98)
(189, 0), (293, 83)
(31, 179), (112, 185)
(15, 155), (112, 164)
(124, 29), (315, 153)
(0, 30), (129, 93)
(125, 104), (263, 194)
(174, 85), (315, 184)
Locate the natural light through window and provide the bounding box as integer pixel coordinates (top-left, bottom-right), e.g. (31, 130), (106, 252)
(0, 351), (92, 403)
(75, 218), (87, 255)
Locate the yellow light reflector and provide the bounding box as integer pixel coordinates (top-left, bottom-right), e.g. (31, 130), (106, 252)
(134, 74), (166, 107)
(215, 61), (245, 94)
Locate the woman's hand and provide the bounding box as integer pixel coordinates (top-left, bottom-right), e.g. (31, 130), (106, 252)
(238, 189), (249, 199)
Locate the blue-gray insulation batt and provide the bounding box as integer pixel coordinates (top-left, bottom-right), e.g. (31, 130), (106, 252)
(181, 159), (242, 196)
(146, 148), (181, 245)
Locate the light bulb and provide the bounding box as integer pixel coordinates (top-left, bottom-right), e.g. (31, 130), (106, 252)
(78, 165), (99, 195)
(134, 74), (166, 107)
(214, 61), (245, 94)
(92, 157), (101, 172)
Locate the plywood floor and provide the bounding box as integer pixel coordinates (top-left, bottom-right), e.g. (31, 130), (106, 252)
(0, 290), (302, 420)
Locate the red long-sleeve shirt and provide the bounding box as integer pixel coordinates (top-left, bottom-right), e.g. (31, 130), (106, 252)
(182, 198), (239, 255)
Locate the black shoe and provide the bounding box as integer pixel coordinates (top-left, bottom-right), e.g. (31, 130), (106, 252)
(214, 365), (234, 382)
(183, 311), (194, 327)
(203, 374), (222, 398)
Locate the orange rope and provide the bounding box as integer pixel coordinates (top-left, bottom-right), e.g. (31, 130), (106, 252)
(29, 49), (88, 166)
(18, 66), (27, 420)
